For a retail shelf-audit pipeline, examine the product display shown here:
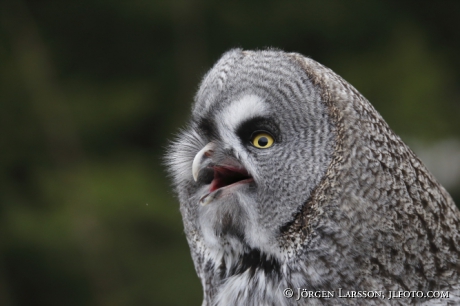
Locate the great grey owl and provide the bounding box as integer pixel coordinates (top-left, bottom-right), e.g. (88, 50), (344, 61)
(166, 49), (460, 305)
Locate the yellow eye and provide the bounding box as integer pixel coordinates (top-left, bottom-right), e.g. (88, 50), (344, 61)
(251, 132), (274, 149)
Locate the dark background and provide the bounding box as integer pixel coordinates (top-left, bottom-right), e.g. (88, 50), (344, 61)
(1, 1), (460, 305)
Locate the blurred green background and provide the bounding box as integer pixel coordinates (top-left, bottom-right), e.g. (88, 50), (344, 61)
(1, 1), (460, 305)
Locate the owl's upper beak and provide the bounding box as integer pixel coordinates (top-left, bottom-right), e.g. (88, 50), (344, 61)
(192, 142), (253, 205)
(192, 142), (216, 182)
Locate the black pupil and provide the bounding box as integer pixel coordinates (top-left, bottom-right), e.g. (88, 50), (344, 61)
(257, 136), (268, 147)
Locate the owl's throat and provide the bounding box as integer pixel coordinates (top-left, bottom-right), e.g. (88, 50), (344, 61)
(220, 247), (282, 279)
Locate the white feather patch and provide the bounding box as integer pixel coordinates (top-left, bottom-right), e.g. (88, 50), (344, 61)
(221, 94), (268, 132)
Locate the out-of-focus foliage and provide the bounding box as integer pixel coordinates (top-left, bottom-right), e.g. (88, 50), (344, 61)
(0, 1), (459, 305)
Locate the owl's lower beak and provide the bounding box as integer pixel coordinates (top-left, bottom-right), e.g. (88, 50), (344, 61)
(209, 166), (252, 193)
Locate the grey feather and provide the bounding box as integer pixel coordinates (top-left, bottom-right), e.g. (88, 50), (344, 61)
(166, 49), (460, 305)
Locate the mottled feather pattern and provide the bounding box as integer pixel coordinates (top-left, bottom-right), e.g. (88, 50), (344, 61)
(166, 49), (460, 305)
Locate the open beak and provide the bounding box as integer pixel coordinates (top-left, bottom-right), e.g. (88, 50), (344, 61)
(192, 142), (253, 205)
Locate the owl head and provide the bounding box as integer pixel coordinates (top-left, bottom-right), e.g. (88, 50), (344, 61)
(167, 49), (335, 257)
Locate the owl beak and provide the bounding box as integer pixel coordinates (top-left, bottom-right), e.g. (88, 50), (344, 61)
(192, 142), (215, 182)
(192, 142), (253, 206)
